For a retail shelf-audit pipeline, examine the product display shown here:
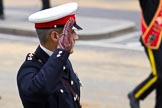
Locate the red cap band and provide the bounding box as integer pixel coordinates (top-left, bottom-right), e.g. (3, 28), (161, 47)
(35, 14), (76, 28)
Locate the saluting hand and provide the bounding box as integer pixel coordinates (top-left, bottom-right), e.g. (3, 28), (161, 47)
(57, 18), (75, 51)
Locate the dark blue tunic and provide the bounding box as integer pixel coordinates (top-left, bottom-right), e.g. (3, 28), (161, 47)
(132, 1), (162, 108)
(17, 46), (81, 108)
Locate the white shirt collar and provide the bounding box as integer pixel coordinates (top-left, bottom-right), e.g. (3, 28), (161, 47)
(40, 44), (53, 56)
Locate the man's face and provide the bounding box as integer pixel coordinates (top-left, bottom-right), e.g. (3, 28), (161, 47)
(70, 30), (79, 54)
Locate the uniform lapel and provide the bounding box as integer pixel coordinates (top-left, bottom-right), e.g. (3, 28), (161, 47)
(34, 46), (49, 63)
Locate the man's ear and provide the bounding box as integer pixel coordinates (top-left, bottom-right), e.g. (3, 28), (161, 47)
(50, 31), (59, 42)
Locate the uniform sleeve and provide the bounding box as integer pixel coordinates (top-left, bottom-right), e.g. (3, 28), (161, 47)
(17, 49), (69, 96)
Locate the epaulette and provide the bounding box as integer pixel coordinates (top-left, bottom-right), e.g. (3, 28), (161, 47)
(25, 53), (44, 64)
(26, 53), (37, 61)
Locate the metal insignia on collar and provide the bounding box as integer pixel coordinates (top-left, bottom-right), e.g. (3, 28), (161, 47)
(27, 53), (34, 60)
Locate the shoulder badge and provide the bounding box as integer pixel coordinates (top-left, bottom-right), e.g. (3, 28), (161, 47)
(25, 53), (44, 64)
(26, 53), (34, 61)
(26, 53), (35, 61)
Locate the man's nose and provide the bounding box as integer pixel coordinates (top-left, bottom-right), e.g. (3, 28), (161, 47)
(75, 34), (79, 40)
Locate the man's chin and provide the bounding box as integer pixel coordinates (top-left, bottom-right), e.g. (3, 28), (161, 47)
(70, 50), (74, 54)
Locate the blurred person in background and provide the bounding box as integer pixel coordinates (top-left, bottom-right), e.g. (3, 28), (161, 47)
(41, 0), (51, 10)
(0, 0), (50, 19)
(128, 0), (162, 108)
(0, 0), (4, 19)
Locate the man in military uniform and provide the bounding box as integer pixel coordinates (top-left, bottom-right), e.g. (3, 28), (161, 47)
(128, 0), (162, 108)
(17, 2), (82, 108)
